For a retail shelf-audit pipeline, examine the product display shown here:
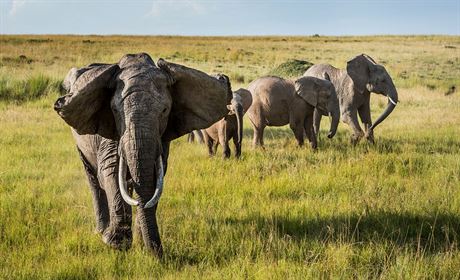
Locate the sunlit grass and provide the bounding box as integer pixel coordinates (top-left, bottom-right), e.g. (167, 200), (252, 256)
(0, 35), (459, 279)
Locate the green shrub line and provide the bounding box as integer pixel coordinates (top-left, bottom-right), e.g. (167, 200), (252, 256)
(0, 75), (62, 103)
(268, 59), (314, 78)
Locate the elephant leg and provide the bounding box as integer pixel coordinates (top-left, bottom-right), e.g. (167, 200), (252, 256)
(233, 135), (241, 158)
(97, 139), (132, 250)
(358, 105), (374, 144)
(253, 126), (265, 147)
(289, 119), (304, 147)
(304, 114), (317, 150)
(218, 126), (230, 158)
(202, 130), (215, 157)
(212, 141), (219, 155)
(249, 113), (265, 148)
(342, 110), (364, 145)
(313, 109), (322, 138)
(187, 132), (195, 143)
(194, 130), (205, 144)
(77, 148), (110, 234)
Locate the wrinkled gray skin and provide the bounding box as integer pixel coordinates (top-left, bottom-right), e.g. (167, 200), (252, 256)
(202, 88), (252, 158)
(54, 53), (231, 257)
(246, 76), (337, 148)
(304, 54), (398, 144)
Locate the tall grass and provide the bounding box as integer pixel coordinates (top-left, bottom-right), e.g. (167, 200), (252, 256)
(0, 35), (459, 279)
(0, 75), (61, 103)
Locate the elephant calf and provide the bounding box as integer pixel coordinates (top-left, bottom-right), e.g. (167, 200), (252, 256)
(247, 75), (338, 149)
(202, 88), (252, 158)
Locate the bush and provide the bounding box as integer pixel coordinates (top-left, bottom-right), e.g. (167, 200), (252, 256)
(268, 59), (314, 78)
(0, 75), (61, 103)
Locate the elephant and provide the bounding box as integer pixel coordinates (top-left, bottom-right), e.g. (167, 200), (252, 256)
(54, 53), (232, 256)
(246, 75), (338, 149)
(187, 130), (204, 144)
(304, 54), (398, 144)
(202, 88), (252, 158)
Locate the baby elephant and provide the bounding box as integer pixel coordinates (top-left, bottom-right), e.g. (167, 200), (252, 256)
(247, 75), (338, 149)
(202, 88), (252, 158)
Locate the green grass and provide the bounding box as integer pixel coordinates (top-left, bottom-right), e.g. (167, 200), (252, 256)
(0, 35), (459, 279)
(0, 75), (61, 103)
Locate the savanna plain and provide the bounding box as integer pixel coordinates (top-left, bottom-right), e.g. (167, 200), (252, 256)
(0, 35), (459, 279)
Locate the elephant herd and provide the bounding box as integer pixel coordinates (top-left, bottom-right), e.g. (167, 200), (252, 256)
(54, 52), (398, 256)
(190, 53), (398, 157)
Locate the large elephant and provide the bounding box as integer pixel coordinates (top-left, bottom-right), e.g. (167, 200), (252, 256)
(304, 54), (398, 144)
(246, 75), (338, 149)
(54, 53), (231, 256)
(202, 88), (252, 158)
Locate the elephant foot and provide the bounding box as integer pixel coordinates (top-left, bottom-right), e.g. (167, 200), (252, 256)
(93, 218), (109, 234)
(350, 136), (361, 146)
(102, 225), (132, 250)
(94, 224), (107, 235)
(143, 240), (164, 258)
(365, 130), (375, 144)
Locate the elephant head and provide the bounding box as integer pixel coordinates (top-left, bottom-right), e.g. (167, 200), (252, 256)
(347, 54), (398, 130)
(54, 53), (231, 253)
(229, 88), (253, 145)
(294, 76), (340, 138)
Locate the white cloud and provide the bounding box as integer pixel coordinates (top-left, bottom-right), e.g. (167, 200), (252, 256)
(148, 0), (206, 17)
(9, 0), (27, 16)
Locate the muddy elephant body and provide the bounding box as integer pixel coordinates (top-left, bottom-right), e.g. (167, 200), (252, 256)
(202, 88), (252, 158)
(54, 53), (231, 256)
(304, 54), (398, 144)
(246, 76), (337, 149)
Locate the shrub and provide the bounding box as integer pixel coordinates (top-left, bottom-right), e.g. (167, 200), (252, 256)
(268, 59), (314, 78)
(0, 75), (61, 103)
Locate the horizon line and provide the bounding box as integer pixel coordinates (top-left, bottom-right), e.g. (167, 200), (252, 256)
(1, 33), (458, 37)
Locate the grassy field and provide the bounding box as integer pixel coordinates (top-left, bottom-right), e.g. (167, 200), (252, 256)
(0, 35), (459, 279)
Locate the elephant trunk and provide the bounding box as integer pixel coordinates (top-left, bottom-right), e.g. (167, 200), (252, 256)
(327, 96), (340, 138)
(234, 103), (244, 145)
(119, 119), (164, 256)
(370, 86), (398, 130)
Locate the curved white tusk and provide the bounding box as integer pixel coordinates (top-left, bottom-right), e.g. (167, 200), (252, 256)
(389, 97), (397, 106)
(144, 155), (164, 209)
(118, 155), (139, 206)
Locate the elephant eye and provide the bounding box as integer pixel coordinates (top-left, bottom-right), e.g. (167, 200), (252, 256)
(162, 107), (167, 114)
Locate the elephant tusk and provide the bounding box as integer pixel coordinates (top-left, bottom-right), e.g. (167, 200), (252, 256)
(118, 156), (139, 206)
(144, 156), (164, 209)
(389, 97), (397, 106)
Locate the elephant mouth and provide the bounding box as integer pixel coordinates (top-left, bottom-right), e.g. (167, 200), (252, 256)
(118, 155), (164, 209)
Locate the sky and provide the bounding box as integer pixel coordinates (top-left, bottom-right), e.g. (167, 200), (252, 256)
(0, 0), (459, 36)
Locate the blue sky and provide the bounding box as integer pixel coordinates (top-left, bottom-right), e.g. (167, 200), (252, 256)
(1, 0), (459, 35)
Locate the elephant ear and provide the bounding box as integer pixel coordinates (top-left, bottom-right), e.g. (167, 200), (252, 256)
(54, 63), (119, 138)
(346, 54), (376, 94)
(295, 76), (319, 107)
(234, 88), (253, 114)
(157, 59), (232, 141)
